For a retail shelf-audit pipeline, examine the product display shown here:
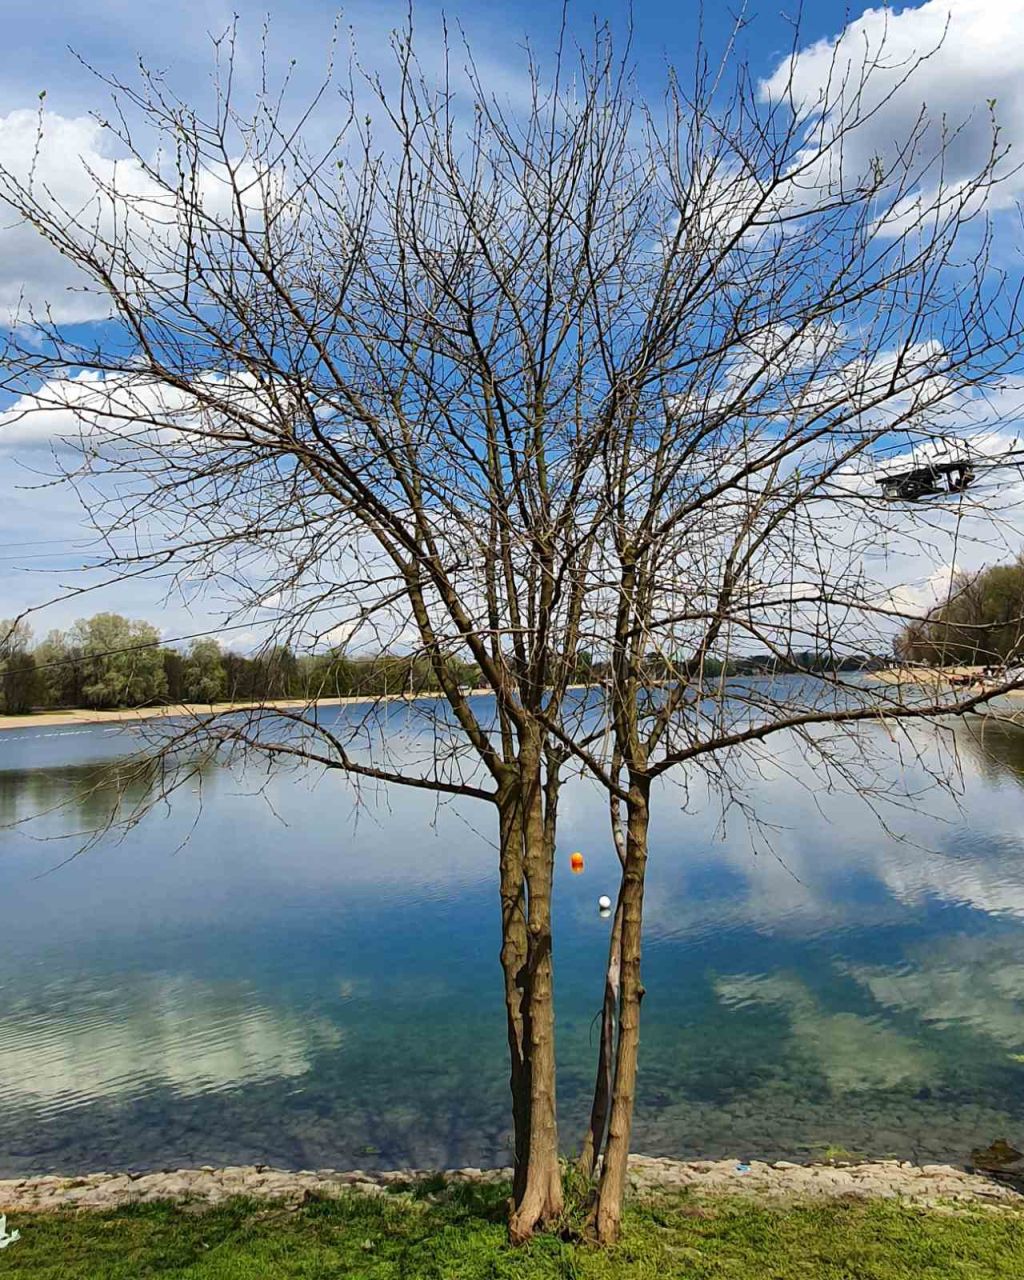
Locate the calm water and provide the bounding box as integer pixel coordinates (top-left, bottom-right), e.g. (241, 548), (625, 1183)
(2, 699), (1024, 1176)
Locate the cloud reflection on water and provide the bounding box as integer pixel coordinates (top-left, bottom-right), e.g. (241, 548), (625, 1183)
(3, 710), (1024, 1170)
(0, 974), (342, 1113)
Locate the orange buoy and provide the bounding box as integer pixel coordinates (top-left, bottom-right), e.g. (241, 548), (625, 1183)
(570, 851), (585, 874)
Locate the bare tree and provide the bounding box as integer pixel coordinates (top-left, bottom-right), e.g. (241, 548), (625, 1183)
(2, 14), (1024, 1243)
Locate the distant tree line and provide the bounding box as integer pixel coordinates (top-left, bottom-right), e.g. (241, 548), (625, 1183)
(895, 556), (1024, 668)
(634, 651), (891, 680)
(0, 615), (893, 716)
(0, 612), (484, 715)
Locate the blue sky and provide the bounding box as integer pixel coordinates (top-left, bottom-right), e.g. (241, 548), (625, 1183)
(1, 0), (1022, 648)
(0, 1), (854, 117)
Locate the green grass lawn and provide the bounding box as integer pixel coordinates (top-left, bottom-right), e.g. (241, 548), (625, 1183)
(2, 1180), (1023, 1279)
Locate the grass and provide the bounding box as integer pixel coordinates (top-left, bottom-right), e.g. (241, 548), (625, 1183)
(2, 1180), (1023, 1279)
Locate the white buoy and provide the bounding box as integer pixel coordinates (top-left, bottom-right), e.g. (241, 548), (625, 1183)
(598, 895), (612, 911)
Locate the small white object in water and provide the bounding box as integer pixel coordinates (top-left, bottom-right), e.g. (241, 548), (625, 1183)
(598, 895), (612, 911)
(0, 1214), (20, 1249)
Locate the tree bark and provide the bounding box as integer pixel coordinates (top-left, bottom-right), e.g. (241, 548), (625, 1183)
(577, 898), (623, 1179)
(507, 739), (564, 1242)
(592, 777), (650, 1244)
(498, 787), (531, 1204)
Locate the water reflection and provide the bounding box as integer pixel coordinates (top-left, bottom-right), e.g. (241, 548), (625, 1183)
(958, 714), (1024, 787)
(0, 974), (342, 1113)
(715, 972), (935, 1092)
(1, 712), (1024, 1174)
(847, 935), (1024, 1054)
(0, 749), (216, 832)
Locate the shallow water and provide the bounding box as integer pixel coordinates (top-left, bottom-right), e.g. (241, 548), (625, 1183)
(2, 701), (1024, 1176)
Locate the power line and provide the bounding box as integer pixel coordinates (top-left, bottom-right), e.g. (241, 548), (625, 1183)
(0, 552), (113, 563)
(0, 537), (98, 550)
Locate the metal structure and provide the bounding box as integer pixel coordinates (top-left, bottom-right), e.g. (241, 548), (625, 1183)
(877, 458), (976, 502)
(874, 438), (1024, 502)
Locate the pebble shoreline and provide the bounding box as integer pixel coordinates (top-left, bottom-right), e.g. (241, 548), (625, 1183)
(1, 1156), (1020, 1214)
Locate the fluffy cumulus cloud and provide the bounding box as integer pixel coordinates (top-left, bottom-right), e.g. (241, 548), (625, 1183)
(0, 107), (296, 329)
(0, 0), (541, 331)
(0, 367), (301, 455)
(0, 370), (162, 450)
(761, 1), (1024, 224)
(0, 110), (162, 325)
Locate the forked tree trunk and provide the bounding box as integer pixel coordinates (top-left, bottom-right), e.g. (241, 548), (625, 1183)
(577, 898), (623, 1179)
(507, 742), (564, 1242)
(592, 777), (650, 1244)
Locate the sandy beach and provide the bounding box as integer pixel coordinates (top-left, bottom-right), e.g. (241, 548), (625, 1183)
(870, 666), (1024, 694)
(872, 665), (979, 686)
(0, 690), (492, 734)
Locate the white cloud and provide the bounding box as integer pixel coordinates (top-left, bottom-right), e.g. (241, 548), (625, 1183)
(0, 370), (144, 450)
(0, 106), (292, 329)
(760, 1), (1024, 224)
(0, 110), (160, 324)
(0, 367), (287, 453)
(0, 0), (540, 330)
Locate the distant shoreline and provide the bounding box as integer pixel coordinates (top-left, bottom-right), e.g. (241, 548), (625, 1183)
(871, 665), (977, 685)
(0, 689), (500, 734)
(870, 666), (1024, 694)
(8, 673), (1018, 735)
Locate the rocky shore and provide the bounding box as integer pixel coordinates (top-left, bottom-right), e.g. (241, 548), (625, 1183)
(2, 1155), (1020, 1214)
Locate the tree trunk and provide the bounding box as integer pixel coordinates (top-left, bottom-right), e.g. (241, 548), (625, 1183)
(577, 898), (623, 1179)
(592, 777), (650, 1244)
(498, 787), (531, 1204)
(507, 741), (564, 1242)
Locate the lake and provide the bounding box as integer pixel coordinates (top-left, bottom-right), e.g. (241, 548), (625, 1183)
(2, 698), (1024, 1177)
